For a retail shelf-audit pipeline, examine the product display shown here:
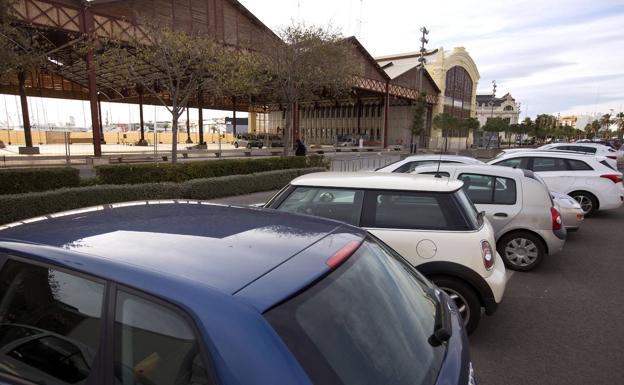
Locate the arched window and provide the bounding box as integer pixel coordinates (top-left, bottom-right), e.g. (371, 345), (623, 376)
(444, 66), (473, 120)
(504, 105), (514, 111)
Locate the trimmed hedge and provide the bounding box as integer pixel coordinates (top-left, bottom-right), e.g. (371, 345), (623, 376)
(96, 155), (328, 185)
(0, 167), (80, 195)
(0, 167), (325, 225)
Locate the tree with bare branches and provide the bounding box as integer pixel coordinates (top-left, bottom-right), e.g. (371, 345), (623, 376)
(0, 0), (55, 148)
(101, 23), (261, 163)
(259, 23), (355, 155)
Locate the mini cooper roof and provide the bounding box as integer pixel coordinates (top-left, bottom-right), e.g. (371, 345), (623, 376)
(290, 172), (464, 192)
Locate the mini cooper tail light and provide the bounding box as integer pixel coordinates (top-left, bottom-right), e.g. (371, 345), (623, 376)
(481, 240), (494, 271)
(607, 155), (617, 160)
(326, 240), (362, 269)
(600, 174), (623, 184)
(551, 207), (563, 231)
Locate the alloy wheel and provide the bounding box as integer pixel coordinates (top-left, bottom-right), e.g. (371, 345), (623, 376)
(439, 286), (470, 326)
(504, 238), (539, 267)
(573, 195), (593, 214)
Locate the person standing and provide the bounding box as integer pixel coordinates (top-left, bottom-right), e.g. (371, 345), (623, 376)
(295, 138), (307, 156)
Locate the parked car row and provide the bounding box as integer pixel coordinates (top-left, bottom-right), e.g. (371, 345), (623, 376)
(0, 150), (620, 385)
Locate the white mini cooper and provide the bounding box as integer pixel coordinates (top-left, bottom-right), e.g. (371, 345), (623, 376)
(265, 172), (508, 333)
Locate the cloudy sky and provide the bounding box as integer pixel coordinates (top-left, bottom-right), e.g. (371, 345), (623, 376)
(241, 0), (624, 118)
(2, 0), (622, 128)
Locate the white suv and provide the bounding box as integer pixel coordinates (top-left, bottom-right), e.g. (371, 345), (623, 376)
(489, 151), (624, 214)
(412, 165), (567, 271)
(495, 143), (622, 169)
(376, 154), (484, 173)
(265, 172), (507, 333)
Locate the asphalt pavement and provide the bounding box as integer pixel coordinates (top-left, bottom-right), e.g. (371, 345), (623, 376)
(210, 188), (624, 385)
(470, 206), (624, 385)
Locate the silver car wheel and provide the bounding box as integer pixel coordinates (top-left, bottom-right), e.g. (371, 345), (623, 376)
(439, 287), (470, 326)
(504, 238), (539, 267)
(573, 195), (593, 214)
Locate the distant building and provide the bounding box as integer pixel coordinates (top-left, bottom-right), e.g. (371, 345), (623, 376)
(475, 93), (520, 127)
(225, 117), (249, 134)
(559, 116), (578, 128)
(475, 93), (520, 147)
(377, 46), (481, 150)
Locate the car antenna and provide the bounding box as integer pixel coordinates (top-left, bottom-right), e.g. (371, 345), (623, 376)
(434, 150), (443, 178)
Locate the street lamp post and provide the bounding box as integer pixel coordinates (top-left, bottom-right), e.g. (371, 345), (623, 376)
(414, 26), (429, 153)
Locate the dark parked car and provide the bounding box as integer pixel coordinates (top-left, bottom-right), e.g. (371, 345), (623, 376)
(0, 202), (473, 385)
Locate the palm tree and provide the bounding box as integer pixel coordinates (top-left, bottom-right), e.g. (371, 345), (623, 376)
(600, 114), (612, 138)
(616, 112), (624, 140)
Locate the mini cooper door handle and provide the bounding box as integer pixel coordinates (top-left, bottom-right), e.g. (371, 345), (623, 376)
(494, 212), (508, 218)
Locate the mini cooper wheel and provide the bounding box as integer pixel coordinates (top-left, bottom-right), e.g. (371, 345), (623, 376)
(497, 232), (545, 271)
(569, 191), (597, 215)
(234, 142), (239, 148)
(431, 276), (481, 335)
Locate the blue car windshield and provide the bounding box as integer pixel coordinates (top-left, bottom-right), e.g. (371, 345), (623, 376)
(265, 237), (446, 385)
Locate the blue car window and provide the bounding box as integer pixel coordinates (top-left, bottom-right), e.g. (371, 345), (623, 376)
(114, 290), (210, 385)
(265, 238), (445, 385)
(0, 259), (104, 385)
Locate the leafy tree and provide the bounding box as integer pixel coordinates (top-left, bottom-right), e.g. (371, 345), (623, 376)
(482, 117), (509, 148)
(259, 23), (355, 155)
(0, 0), (54, 147)
(409, 92), (428, 152)
(600, 114), (612, 137)
(432, 112), (458, 152)
(460, 117), (479, 148)
(100, 23), (258, 163)
(616, 112), (624, 140)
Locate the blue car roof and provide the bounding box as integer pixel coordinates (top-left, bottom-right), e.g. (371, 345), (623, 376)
(0, 201), (355, 297)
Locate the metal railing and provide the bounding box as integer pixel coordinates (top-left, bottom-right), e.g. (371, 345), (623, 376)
(329, 153), (402, 172)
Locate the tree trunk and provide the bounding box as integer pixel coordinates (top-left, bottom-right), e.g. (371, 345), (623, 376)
(171, 114), (178, 163)
(282, 106), (292, 156)
(18, 72), (33, 148)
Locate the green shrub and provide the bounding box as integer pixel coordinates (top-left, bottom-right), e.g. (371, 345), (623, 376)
(95, 156), (314, 185)
(0, 168), (325, 225)
(0, 167), (80, 195)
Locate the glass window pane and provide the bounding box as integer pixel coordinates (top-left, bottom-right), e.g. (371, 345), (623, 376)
(567, 159), (593, 171)
(265, 239), (445, 385)
(493, 177), (517, 205)
(0, 260), (104, 385)
(276, 187), (364, 226)
(114, 291), (209, 385)
(532, 157), (567, 172)
(458, 174), (494, 204)
(367, 192), (452, 229)
(496, 158), (526, 169)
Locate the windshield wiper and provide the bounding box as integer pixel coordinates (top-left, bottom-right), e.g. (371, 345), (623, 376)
(427, 287), (453, 347)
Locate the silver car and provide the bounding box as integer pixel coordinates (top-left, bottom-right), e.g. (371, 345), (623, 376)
(413, 164), (567, 271)
(551, 191), (584, 231)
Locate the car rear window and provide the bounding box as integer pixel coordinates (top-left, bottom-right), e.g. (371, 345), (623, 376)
(361, 190), (469, 230)
(265, 238), (445, 385)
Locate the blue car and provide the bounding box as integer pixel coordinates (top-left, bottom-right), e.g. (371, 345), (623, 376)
(0, 202), (473, 385)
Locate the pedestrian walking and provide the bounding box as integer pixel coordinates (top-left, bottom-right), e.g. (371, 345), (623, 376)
(295, 138), (307, 156)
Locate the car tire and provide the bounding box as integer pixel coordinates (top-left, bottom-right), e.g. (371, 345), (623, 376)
(430, 276), (481, 335)
(258, 144), (263, 149)
(568, 191), (598, 215)
(497, 231), (546, 272)
(234, 142), (239, 148)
